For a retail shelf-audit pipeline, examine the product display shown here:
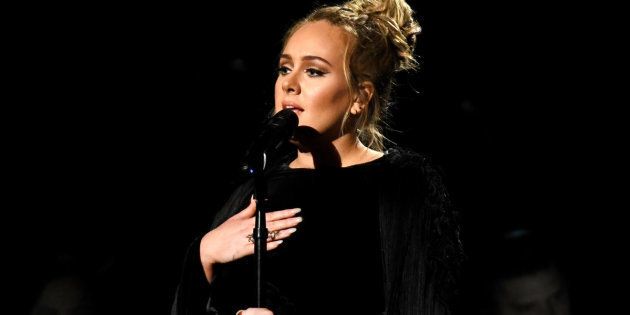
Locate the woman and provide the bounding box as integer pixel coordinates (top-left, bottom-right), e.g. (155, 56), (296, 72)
(172, 0), (463, 314)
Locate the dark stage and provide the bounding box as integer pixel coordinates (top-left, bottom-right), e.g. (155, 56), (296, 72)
(13, 1), (610, 314)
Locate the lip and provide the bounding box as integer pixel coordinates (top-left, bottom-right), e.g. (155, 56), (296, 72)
(281, 101), (304, 112)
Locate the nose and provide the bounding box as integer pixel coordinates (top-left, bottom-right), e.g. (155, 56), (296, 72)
(282, 72), (300, 95)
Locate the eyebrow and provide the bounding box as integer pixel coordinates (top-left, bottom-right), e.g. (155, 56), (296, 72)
(280, 54), (332, 67)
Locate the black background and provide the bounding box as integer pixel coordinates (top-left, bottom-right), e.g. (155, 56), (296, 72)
(12, 1), (610, 313)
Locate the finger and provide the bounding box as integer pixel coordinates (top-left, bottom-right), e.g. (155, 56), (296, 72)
(267, 216), (302, 231)
(238, 308), (274, 315)
(243, 240), (284, 256)
(243, 228), (294, 246)
(233, 197), (257, 219)
(267, 228), (297, 241)
(266, 208), (301, 222)
(266, 240), (284, 251)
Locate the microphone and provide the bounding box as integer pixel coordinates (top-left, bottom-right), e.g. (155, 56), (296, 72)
(241, 109), (298, 174)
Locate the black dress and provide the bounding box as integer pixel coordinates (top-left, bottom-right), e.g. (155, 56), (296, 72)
(172, 148), (463, 315)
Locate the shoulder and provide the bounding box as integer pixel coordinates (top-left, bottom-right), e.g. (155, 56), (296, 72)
(378, 147), (450, 203)
(382, 146), (442, 177)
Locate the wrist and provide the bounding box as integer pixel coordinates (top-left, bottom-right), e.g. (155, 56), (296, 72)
(199, 241), (217, 283)
(200, 252), (216, 283)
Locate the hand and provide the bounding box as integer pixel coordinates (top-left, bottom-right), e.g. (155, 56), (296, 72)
(200, 197), (302, 282)
(236, 308), (273, 315)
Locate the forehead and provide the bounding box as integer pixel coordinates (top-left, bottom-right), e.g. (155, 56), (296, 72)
(283, 21), (349, 62)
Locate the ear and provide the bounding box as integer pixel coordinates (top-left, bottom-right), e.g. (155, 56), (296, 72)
(350, 81), (374, 115)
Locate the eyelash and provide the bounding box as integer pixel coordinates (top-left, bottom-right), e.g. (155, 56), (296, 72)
(306, 68), (325, 77)
(277, 66), (290, 75)
(277, 66), (326, 77)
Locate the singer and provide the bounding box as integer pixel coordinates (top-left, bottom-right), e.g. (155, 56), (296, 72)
(172, 0), (463, 314)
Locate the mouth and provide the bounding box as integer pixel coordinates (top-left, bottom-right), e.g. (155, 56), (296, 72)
(282, 102), (304, 114)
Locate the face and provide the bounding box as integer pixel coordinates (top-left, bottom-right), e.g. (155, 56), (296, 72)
(274, 21), (354, 141)
(493, 267), (571, 315)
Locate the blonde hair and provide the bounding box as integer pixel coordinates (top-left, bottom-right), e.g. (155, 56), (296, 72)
(282, 0), (421, 151)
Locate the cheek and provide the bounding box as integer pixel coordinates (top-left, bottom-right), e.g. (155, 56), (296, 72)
(305, 89), (350, 131)
(273, 80), (283, 111)
(316, 87), (351, 118)
(309, 82), (347, 107)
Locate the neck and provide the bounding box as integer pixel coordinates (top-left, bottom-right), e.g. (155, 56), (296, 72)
(290, 133), (383, 169)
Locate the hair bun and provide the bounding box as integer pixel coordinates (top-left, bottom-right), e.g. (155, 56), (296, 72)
(342, 0), (421, 71)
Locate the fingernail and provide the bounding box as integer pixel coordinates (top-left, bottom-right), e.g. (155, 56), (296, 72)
(295, 217), (303, 223)
(293, 208), (302, 214)
(288, 228), (297, 233)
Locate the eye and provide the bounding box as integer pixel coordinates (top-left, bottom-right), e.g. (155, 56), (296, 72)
(277, 66), (291, 76)
(305, 68), (325, 77)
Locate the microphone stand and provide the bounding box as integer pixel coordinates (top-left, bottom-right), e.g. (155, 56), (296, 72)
(241, 108), (297, 307)
(250, 152), (268, 307)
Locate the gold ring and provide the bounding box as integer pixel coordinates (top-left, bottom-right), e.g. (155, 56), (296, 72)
(247, 230), (279, 243)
